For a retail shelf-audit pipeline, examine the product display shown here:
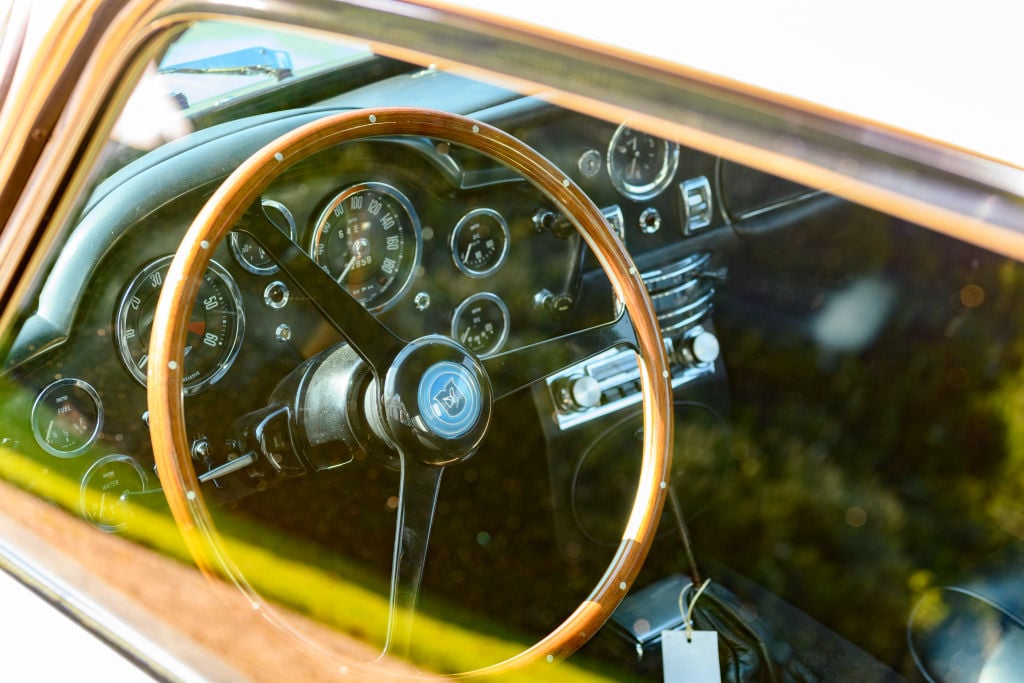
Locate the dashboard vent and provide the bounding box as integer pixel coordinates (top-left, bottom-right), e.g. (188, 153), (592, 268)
(642, 252), (715, 339)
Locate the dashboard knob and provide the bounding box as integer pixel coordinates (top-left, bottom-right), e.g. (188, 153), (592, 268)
(684, 331), (720, 365)
(557, 375), (601, 410)
(571, 376), (602, 408)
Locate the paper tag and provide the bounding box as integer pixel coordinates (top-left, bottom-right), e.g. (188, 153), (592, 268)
(662, 629), (721, 683)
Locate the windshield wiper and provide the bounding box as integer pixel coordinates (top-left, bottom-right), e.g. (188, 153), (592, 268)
(159, 47), (294, 81)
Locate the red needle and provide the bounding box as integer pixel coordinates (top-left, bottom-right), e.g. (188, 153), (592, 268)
(188, 321), (206, 335)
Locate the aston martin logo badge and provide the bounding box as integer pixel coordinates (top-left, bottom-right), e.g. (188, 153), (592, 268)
(433, 379), (466, 417)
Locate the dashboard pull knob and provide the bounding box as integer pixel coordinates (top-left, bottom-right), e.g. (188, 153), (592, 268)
(556, 375), (602, 410)
(681, 331), (720, 365)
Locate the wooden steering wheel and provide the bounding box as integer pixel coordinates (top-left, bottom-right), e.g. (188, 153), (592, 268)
(147, 108), (673, 678)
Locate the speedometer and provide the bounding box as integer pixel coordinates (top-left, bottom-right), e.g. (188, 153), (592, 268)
(310, 182), (421, 313)
(114, 256), (244, 395)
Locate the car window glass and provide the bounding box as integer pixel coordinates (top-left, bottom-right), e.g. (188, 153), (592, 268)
(1, 10), (1023, 683)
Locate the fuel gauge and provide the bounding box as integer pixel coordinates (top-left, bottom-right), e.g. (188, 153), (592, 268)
(31, 378), (103, 458)
(452, 292), (510, 357)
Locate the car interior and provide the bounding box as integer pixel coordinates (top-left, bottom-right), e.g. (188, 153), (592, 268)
(2, 13), (1023, 682)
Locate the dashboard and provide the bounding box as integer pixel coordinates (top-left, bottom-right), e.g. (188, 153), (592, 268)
(0, 81), (754, 534)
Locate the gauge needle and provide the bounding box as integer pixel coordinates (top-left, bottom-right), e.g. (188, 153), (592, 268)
(188, 321), (206, 335)
(338, 254), (357, 283)
(463, 239), (475, 263)
(629, 158), (639, 180)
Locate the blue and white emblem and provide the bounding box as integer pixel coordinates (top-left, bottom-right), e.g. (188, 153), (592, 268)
(433, 378), (467, 418)
(417, 361), (480, 439)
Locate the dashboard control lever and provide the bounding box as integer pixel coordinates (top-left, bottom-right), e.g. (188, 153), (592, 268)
(230, 405), (307, 479)
(534, 288), (574, 316)
(698, 267), (728, 283)
(198, 451), (257, 484)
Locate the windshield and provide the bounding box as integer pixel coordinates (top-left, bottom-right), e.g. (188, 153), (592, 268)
(94, 20), (375, 186)
(159, 20), (369, 112)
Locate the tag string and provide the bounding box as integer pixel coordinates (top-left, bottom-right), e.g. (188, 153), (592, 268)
(678, 578), (712, 642)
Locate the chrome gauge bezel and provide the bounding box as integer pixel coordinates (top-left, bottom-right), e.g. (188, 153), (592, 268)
(79, 454), (149, 532)
(30, 378), (103, 458)
(450, 208), (511, 278)
(606, 123), (680, 201)
(309, 181), (422, 314)
(229, 198), (298, 275)
(114, 256), (245, 396)
(451, 291), (511, 358)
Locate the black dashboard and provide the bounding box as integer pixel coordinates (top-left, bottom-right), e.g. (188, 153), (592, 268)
(1, 66), (765, 530)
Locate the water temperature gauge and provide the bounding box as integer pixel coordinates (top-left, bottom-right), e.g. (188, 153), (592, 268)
(451, 292), (510, 357)
(79, 454), (149, 532)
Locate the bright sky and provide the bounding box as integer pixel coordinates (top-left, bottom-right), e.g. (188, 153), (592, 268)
(445, 0), (1024, 167)
(18, 0), (1024, 165)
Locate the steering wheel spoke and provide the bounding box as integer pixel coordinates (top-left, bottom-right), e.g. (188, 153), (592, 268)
(238, 207), (404, 373)
(484, 311), (637, 400)
(382, 457), (445, 658)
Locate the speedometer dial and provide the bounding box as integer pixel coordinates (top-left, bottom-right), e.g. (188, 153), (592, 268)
(607, 124), (679, 200)
(115, 256), (244, 395)
(310, 182), (421, 312)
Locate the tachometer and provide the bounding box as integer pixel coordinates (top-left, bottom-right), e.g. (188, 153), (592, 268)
(310, 182), (421, 312)
(115, 256), (245, 395)
(607, 124), (679, 200)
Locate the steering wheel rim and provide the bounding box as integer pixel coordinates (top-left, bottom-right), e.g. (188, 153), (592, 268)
(147, 107), (673, 678)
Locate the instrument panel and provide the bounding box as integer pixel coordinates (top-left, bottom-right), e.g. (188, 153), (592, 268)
(2, 109), (728, 532)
